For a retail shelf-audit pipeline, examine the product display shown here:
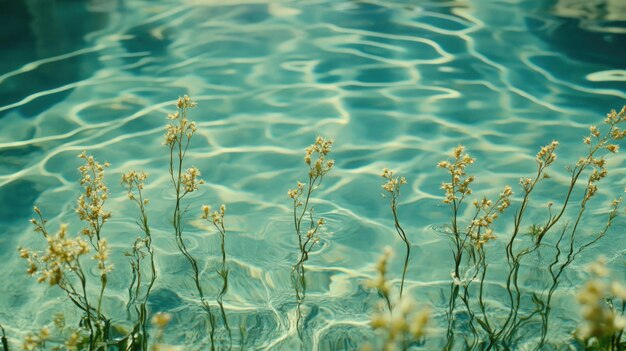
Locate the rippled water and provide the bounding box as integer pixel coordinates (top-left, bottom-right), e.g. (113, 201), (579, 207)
(1, 0), (625, 350)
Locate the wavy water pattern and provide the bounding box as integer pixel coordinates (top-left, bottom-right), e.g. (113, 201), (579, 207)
(0, 0), (625, 349)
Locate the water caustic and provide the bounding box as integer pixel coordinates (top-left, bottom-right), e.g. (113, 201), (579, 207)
(0, 0), (625, 350)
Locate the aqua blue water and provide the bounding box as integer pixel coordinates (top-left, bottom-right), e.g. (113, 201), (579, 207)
(1, 0), (625, 350)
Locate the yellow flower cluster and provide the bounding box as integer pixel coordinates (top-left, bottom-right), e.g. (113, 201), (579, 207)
(576, 257), (626, 342)
(181, 167), (204, 193)
(76, 152), (111, 240)
(304, 136), (334, 178)
(536, 140), (559, 167)
(306, 218), (325, 239)
(94, 239), (112, 276)
(19, 223), (89, 286)
(437, 145), (475, 204)
(580, 107), (626, 202)
(177, 95), (197, 109)
(604, 106), (626, 126)
(438, 145), (513, 248)
(22, 327), (49, 351)
(152, 312), (173, 328)
(151, 312), (173, 351)
(367, 247), (392, 296)
(468, 186), (513, 248)
(164, 95), (198, 146)
(287, 181), (305, 200)
(121, 170), (149, 204)
(370, 299), (430, 351)
(581, 107), (626, 146)
(586, 161), (608, 201)
(367, 248), (430, 351)
(517, 140), (560, 197)
(201, 204), (226, 226)
(64, 331), (80, 350)
(287, 136), (334, 212)
(381, 168), (406, 196)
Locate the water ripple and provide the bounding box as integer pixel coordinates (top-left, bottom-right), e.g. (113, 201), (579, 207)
(1, 0), (625, 349)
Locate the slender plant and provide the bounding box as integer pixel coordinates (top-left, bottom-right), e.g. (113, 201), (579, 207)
(76, 152), (113, 349)
(287, 136), (334, 339)
(164, 95), (219, 349)
(575, 257), (626, 350)
(122, 170), (157, 350)
(436, 145), (513, 349)
(435, 106), (626, 350)
(164, 95), (233, 350)
(366, 248), (429, 351)
(500, 107), (626, 349)
(201, 204), (232, 348)
(1, 324), (8, 351)
(12, 101), (626, 350)
(19, 152), (113, 350)
(381, 168), (409, 297)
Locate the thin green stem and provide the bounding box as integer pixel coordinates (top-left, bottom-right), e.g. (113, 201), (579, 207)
(1, 324), (8, 351)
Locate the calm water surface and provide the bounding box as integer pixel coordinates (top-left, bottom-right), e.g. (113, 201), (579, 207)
(0, 0), (625, 349)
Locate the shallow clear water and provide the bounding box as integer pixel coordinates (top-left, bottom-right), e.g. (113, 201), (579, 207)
(1, 0), (625, 350)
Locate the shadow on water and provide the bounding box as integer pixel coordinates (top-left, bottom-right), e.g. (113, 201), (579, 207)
(533, 0), (626, 68)
(0, 0), (117, 118)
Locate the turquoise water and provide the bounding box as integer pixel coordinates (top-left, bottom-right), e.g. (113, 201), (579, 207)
(1, 0), (625, 350)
